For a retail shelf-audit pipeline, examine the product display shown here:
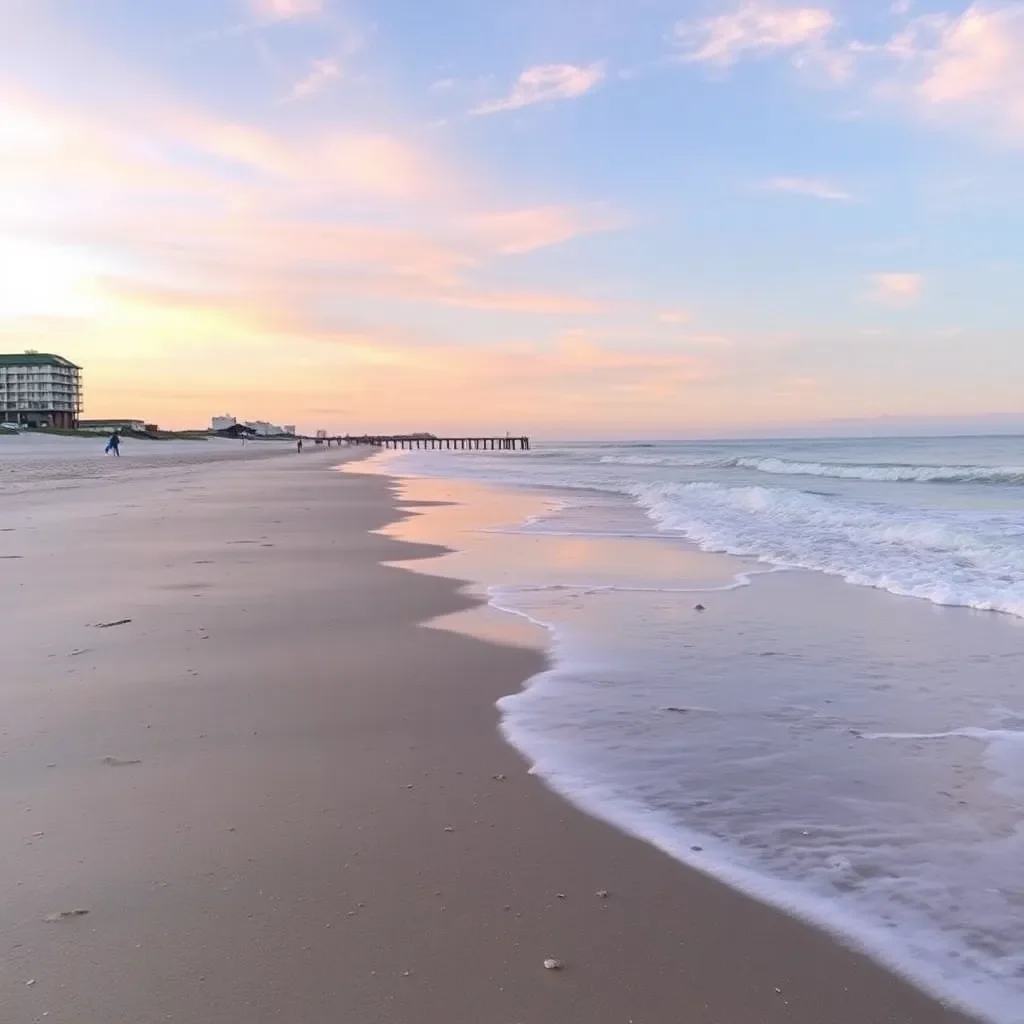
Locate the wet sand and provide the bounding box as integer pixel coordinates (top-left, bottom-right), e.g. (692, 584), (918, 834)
(0, 453), (975, 1023)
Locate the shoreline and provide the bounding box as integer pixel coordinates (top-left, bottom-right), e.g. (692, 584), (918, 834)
(373, 463), (985, 1023)
(1, 453), (977, 1023)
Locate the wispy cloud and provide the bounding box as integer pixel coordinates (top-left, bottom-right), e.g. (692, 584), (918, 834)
(466, 204), (624, 254)
(250, 0), (324, 22)
(658, 310), (691, 325)
(294, 332), (725, 432)
(203, 0), (325, 39)
(836, 5), (1024, 141)
(472, 63), (604, 115)
(869, 272), (924, 303)
(910, 5), (1024, 138)
(165, 113), (433, 199)
(0, 70), (633, 341)
(436, 289), (604, 315)
(284, 58), (342, 101)
(760, 176), (853, 200)
(680, 3), (1024, 143)
(674, 3), (835, 65)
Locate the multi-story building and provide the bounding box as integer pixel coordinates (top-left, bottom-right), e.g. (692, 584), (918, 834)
(244, 420), (286, 437)
(210, 415), (294, 437)
(0, 351), (83, 428)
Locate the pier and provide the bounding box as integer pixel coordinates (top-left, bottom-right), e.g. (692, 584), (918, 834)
(341, 435), (530, 451)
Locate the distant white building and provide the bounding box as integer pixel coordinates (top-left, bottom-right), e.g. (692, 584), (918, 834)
(211, 414), (291, 437)
(244, 420), (286, 437)
(283, 425), (296, 436)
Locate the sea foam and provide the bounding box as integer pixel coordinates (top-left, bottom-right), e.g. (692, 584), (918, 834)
(630, 481), (1024, 618)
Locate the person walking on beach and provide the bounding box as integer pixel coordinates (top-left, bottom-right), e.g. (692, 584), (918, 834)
(297, 438), (303, 454)
(105, 431), (121, 456)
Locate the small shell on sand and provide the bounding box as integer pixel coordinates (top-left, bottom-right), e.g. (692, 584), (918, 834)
(44, 909), (89, 923)
(543, 958), (564, 971)
(443, 826), (455, 832)
(596, 890), (610, 899)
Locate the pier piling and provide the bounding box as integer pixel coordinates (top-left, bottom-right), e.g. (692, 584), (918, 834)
(340, 435), (530, 451)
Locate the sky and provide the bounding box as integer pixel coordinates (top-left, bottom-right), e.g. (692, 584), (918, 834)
(0, 0), (1021, 437)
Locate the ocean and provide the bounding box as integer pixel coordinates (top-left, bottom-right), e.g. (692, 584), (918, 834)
(373, 435), (1024, 1024)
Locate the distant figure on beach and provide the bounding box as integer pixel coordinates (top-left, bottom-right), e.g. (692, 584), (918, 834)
(297, 438), (303, 454)
(104, 431), (120, 457)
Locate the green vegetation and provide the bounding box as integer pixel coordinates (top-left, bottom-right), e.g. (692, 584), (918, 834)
(28, 427), (212, 441)
(144, 430), (210, 441)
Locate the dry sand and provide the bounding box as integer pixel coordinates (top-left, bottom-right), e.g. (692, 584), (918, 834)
(0, 451), (975, 1023)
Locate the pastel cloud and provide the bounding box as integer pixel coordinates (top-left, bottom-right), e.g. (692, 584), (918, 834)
(18, 103), (630, 335)
(0, 88), (237, 219)
(912, 5), (1024, 137)
(815, 5), (1024, 140)
(674, 3), (835, 65)
(684, 4), (1024, 142)
(348, 334), (721, 430)
(13, 272), (717, 430)
(0, 83), (436, 207)
(436, 290), (604, 315)
(144, 106), (435, 201)
(472, 63), (604, 115)
(466, 205), (624, 254)
(869, 272), (924, 303)
(250, 0), (324, 22)
(285, 58), (342, 102)
(760, 176), (852, 200)
(0, 73), (627, 348)
(658, 310), (691, 325)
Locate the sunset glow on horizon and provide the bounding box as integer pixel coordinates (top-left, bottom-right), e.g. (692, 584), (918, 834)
(1, 0), (1022, 437)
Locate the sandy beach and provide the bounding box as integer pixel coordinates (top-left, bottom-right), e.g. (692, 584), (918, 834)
(1, 446), (976, 1024)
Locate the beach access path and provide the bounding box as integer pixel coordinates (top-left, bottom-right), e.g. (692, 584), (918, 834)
(0, 446), (974, 1023)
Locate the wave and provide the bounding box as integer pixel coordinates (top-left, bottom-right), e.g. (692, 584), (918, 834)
(489, 569), (777, 598)
(735, 457), (1024, 485)
(599, 453), (1024, 484)
(378, 445), (1024, 617)
(494, 599), (1024, 1024)
(629, 482), (1024, 618)
(865, 727), (1024, 743)
(599, 454), (734, 468)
